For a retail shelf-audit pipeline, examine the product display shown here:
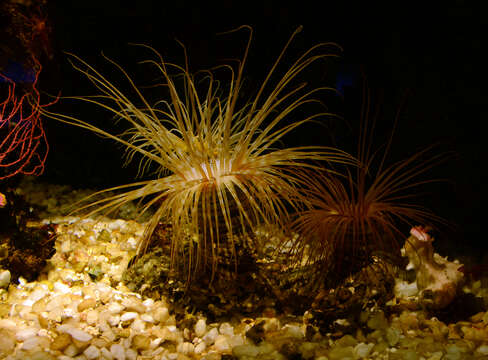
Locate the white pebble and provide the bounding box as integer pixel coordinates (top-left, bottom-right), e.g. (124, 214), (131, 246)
(59, 326), (93, 342)
(232, 344), (260, 358)
(101, 347), (114, 359)
(86, 309), (99, 325)
(0, 319), (17, 331)
(83, 344), (101, 359)
(108, 315), (121, 326)
(194, 341), (206, 354)
(108, 302), (125, 314)
(202, 327), (219, 345)
(477, 345), (488, 355)
(130, 319), (146, 332)
(195, 319), (206, 337)
(20, 336), (41, 350)
(53, 281), (71, 294)
(140, 314), (155, 323)
(153, 307), (169, 323)
(142, 298), (154, 309)
(111, 343), (126, 360)
(64, 343), (80, 357)
(354, 342), (374, 358)
(0, 270), (11, 288)
(284, 324), (304, 339)
(214, 335), (231, 352)
(219, 322), (234, 336)
(177, 341), (195, 355)
(126, 348), (138, 360)
(120, 312), (138, 322)
(16, 328), (38, 341)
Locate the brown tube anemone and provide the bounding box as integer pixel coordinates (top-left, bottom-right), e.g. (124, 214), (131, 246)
(43, 26), (355, 282)
(289, 84), (447, 288)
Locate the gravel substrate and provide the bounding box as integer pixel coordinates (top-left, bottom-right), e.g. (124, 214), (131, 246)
(0, 179), (487, 359)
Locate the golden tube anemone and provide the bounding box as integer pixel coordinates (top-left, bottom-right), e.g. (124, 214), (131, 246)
(44, 26), (355, 282)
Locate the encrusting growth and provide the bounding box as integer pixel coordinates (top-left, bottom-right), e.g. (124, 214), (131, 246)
(44, 26), (354, 282)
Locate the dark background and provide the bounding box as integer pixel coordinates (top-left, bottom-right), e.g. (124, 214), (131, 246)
(3, 1), (486, 258)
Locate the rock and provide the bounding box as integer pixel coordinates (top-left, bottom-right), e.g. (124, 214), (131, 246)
(120, 311), (138, 322)
(83, 344), (101, 359)
(354, 342), (374, 358)
(132, 334), (151, 351)
(111, 343), (126, 360)
(122, 297), (146, 313)
(50, 333), (72, 351)
(195, 319), (206, 337)
(194, 341), (206, 354)
(0, 270), (11, 288)
(219, 322), (234, 336)
(232, 344), (260, 357)
(177, 341), (195, 355)
(153, 306), (169, 323)
(85, 309), (99, 325)
(328, 345), (355, 359)
(108, 302), (125, 314)
(20, 336), (46, 351)
(0, 329), (15, 356)
(58, 325), (93, 342)
(214, 335), (231, 352)
(476, 344), (488, 356)
(202, 327), (219, 345)
(16, 328), (38, 341)
(78, 298), (97, 312)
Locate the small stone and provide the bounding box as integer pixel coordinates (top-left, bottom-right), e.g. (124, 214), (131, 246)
(354, 342), (374, 358)
(367, 311), (388, 330)
(0, 270), (11, 288)
(153, 307), (169, 323)
(120, 312), (138, 322)
(78, 298), (97, 312)
(85, 309), (99, 325)
(108, 315), (121, 326)
(50, 333), (72, 351)
(130, 318), (146, 332)
(214, 335), (231, 352)
(83, 344), (101, 359)
(101, 347), (113, 359)
(132, 334), (151, 351)
(219, 322), (234, 336)
(0, 329), (15, 357)
(202, 327), (219, 345)
(476, 345), (488, 355)
(328, 345), (355, 359)
(63, 343), (81, 357)
(140, 314), (154, 323)
(194, 341), (206, 354)
(62, 327), (93, 342)
(21, 336), (43, 350)
(111, 343), (126, 360)
(16, 328), (38, 341)
(195, 319), (206, 337)
(122, 297), (146, 313)
(284, 324), (304, 339)
(108, 302), (125, 314)
(232, 344), (260, 358)
(177, 342), (195, 355)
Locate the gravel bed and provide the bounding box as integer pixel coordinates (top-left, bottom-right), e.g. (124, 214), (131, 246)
(0, 179), (487, 359)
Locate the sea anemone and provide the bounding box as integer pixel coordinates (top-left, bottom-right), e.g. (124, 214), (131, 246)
(289, 83), (446, 287)
(44, 26), (353, 281)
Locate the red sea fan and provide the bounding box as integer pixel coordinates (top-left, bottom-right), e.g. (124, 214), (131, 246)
(0, 61), (54, 180)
